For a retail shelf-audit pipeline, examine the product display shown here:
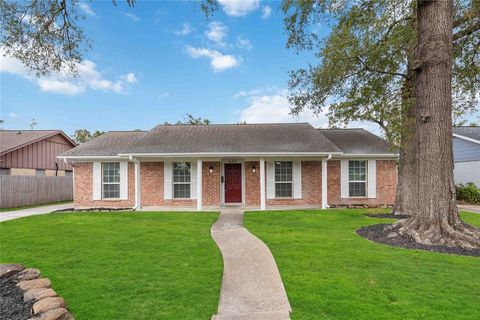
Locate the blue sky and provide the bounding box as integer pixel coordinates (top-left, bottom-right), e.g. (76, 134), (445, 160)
(0, 0), (334, 135)
(1, 1), (476, 136)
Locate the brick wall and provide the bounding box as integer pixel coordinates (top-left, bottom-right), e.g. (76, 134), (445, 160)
(140, 162), (163, 206)
(266, 161), (322, 206)
(74, 159), (397, 209)
(74, 162), (135, 208)
(327, 160), (397, 207)
(140, 161), (196, 208)
(245, 161), (260, 206)
(202, 162), (221, 207)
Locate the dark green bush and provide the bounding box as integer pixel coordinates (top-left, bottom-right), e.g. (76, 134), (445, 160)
(456, 182), (480, 204)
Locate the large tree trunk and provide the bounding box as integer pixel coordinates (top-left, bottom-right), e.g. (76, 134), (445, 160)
(390, 0), (479, 248)
(392, 76), (417, 216)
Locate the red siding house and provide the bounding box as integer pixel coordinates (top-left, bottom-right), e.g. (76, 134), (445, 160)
(0, 130), (76, 176)
(59, 123), (397, 210)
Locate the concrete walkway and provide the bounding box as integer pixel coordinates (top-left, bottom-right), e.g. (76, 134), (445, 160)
(0, 203), (73, 222)
(211, 210), (291, 320)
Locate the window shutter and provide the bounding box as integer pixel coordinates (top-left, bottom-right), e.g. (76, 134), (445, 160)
(164, 161), (172, 200)
(92, 162), (102, 200)
(293, 161), (302, 199)
(119, 162), (128, 200)
(340, 160), (349, 198)
(368, 160), (377, 198)
(190, 161), (197, 199)
(266, 161), (275, 199)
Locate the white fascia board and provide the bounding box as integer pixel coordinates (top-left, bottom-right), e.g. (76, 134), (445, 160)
(453, 133), (480, 145)
(333, 153), (398, 159)
(117, 152), (343, 158)
(57, 155), (129, 161)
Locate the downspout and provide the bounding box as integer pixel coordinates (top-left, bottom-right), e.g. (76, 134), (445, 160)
(130, 155), (141, 211)
(322, 154), (332, 209)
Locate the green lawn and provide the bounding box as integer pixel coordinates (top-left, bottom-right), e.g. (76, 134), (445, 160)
(244, 209), (480, 320)
(0, 212), (222, 319)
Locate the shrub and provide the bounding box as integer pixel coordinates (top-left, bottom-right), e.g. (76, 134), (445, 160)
(456, 182), (480, 204)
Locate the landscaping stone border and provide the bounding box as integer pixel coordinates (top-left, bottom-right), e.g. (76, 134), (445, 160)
(0, 264), (74, 320)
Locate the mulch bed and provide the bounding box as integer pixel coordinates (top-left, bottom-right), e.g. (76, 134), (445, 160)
(0, 274), (34, 320)
(364, 213), (411, 219)
(357, 223), (480, 257)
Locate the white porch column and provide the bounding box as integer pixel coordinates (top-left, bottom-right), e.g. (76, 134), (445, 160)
(322, 155), (331, 209)
(197, 159), (203, 211)
(134, 159), (141, 210)
(260, 159), (266, 210)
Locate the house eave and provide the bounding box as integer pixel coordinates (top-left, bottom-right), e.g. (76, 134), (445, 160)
(453, 133), (480, 145)
(117, 151), (343, 158)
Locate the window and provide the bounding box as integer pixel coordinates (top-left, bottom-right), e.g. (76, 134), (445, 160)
(349, 160), (367, 197)
(36, 169), (45, 176)
(173, 162), (191, 199)
(275, 161), (293, 198)
(102, 162), (120, 199)
(0, 168), (11, 175)
(65, 170), (73, 177)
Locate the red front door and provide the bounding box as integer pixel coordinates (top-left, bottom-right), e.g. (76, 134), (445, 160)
(225, 164), (242, 203)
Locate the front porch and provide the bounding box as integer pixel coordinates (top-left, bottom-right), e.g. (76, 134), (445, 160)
(129, 157), (331, 211)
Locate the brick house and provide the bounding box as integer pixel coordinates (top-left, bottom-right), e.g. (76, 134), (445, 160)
(59, 123), (397, 210)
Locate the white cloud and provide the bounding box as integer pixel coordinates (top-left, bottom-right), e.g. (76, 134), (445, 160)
(233, 86), (280, 98)
(9, 112), (17, 118)
(236, 36), (252, 50)
(78, 3), (95, 16)
(122, 72), (137, 84)
(239, 94), (328, 127)
(218, 0), (260, 17)
(37, 79), (85, 95)
(122, 12), (140, 22)
(0, 50), (137, 95)
(205, 21), (228, 47)
(261, 5), (272, 19)
(186, 46), (240, 72)
(175, 23), (195, 36)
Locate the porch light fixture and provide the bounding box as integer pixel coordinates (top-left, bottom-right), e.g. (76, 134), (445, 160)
(252, 165), (256, 174)
(209, 166), (214, 174)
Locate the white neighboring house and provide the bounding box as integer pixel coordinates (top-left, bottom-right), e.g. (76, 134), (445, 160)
(453, 127), (480, 186)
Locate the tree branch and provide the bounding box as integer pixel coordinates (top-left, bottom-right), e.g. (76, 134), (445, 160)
(357, 57), (410, 79)
(453, 20), (480, 41)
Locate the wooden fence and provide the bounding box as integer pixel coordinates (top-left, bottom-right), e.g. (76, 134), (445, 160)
(0, 176), (73, 209)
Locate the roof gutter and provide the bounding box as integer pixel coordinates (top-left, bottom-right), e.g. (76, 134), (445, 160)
(117, 151), (344, 158)
(453, 133), (480, 145)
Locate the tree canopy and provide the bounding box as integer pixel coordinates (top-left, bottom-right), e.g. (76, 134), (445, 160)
(0, 0), (135, 76)
(282, 0), (479, 144)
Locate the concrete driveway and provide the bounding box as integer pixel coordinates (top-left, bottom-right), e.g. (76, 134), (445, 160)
(0, 203), (73, 222)
(459, 205), (480, 214)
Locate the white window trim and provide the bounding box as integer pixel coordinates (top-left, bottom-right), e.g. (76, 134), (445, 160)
(172, 162), (192, 199)
(348, 160), (368, 198)
(102, 162), (121, 200)
(274, 161), (294, 199)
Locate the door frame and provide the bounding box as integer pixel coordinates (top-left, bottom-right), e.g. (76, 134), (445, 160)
(221, 159), (245, 206)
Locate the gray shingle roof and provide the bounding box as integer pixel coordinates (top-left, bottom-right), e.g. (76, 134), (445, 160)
(453, 126), (480, 142)
(61, 124), (396, 157)
(61, 131), (147, 156)
(125, 123), (340, 154)
(0, 130), (75, 155)
(318, 128), (393, 154)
